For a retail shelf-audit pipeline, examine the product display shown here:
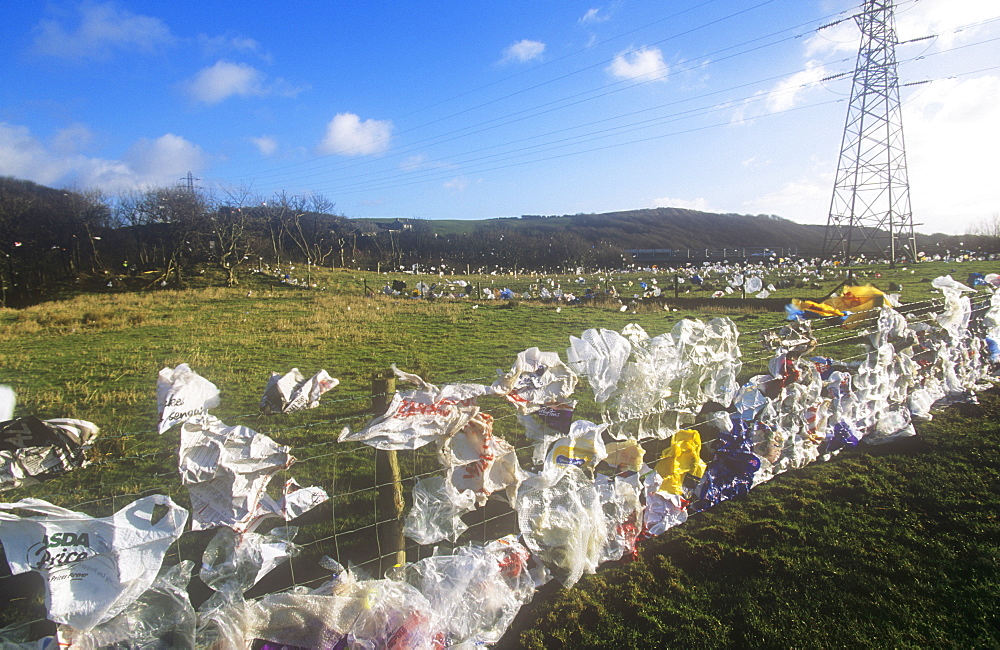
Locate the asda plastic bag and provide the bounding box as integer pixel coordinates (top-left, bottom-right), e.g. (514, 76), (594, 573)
(0, 495), (188, 631)
(339, 365), (488, 450)
(157, 363), (220, 434)
(403, 475), (476, 545)
(57, 560), (195, 649)
(492, 347), (578, 414)
(260, 368), (340, 414)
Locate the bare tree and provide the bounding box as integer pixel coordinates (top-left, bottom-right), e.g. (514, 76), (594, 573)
(210, 185), (257, 286)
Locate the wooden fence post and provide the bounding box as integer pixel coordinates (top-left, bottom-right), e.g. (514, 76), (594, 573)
(371, 370), (406, 573)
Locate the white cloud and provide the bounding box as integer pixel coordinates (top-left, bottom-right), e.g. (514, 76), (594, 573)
(444, 177), (469, 192)
(124, 134), (208, 186)
(0, 122), (205, 191)
(198, 33), (268, 60)
(743, 173), (834, 225)
(805, 0), (999, 57)
(33, 2), (174, 60)
(903, 75), (1000, 233)
(51, 123), (95, 155)
(580, 8), (610, 24)
(652, 196), (711, 211)
(766, 60), (827, 112)
(501, 39), (546, 64)
(609, 47), (668, 82)
(182, 60), (304, 104)
(249, 136), (278, 156)
(318, 113), (393, 156)
(183, 60), (265, 104)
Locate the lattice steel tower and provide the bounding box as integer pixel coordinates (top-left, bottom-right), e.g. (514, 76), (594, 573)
(823, 0), (916, 264)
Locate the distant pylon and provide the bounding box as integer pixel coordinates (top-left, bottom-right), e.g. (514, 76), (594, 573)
(822, 0), (916, 264)
(182, 171), (199, 194)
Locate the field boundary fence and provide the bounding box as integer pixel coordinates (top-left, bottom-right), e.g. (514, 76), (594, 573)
(1, 279), (997, 646)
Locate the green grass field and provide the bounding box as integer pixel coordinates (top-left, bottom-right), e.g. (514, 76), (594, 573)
(0, 258), (996, 642)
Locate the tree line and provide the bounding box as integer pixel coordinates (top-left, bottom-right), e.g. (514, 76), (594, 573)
(0, 177), (631, 305)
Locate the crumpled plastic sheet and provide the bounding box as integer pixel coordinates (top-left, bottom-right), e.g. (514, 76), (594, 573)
(389, 536), (535, 647)
(566, 328), (631, 403)
(654, 429), (706, 496)
(516, 465), (606, 588)
(595, 475), (643, 563)
(244, 562), (442, 650)
(260, 368), (340, 414)
(200, 526), (300, 594)
(0, 416), (99, 491)
(156, 363), (220, 434)
(604, 438), (645, 473)
(642, 464), (688, 536)
(0, 385), (13, 423)
(56, 560), (195, 649)
(438, 411), (526, 506)
(542, 419), (608, 478)
(613, 319), (742, 439)
(339, 365), (488, 450)
(492, 347), (578, 414)
(403, 475), (476, 545)
(0, 495), (188, 631)
(517, 401), (575, 465)
(691, 416), (760, 513)
(178, 415), (328, 533)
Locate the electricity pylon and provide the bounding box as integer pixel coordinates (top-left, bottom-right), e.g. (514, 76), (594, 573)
(822, 0), (917, 264)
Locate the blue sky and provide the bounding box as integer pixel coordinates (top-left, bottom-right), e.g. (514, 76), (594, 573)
(1, 1), (997, 235)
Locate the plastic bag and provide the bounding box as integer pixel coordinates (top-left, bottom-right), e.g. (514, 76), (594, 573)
(492, 347), (578, 414)
(57, 560), (195, 649)
(0, 495), (188, 631)
(403, 475), (476, 545)
(178, 415), (328, 532)
(691, 417), (760, 512)
(642, 465), (687, 536)
(260, 368), (340, 414)
(438, 412), (526, 506)
(595, 475), (642, 562)
(566, 328), (631, 403)
(200, 526), (299, 593)
(157, 363), (220, 434)
(390, 536), (535, 646)
(339, 365), (488, 450)
(0, 416), (99, 491)
(516, 465), (605, 587)
(654, 430), (706, 496)
(542, 419), (608, 478)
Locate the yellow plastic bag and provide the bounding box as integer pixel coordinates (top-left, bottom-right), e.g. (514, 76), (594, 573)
(654, 429), (706, 495)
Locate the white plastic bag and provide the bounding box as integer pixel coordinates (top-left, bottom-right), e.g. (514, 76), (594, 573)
(566, 328), (631, 403)
(0, 495), (188, 631)
(492, 347), (578, 414)
(157, 364), (220, 434)
(260, 368), (340, 414)
(403, 475), (476, 545)
(339, 365), (487, 450)
(178, 415), (328, 532)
